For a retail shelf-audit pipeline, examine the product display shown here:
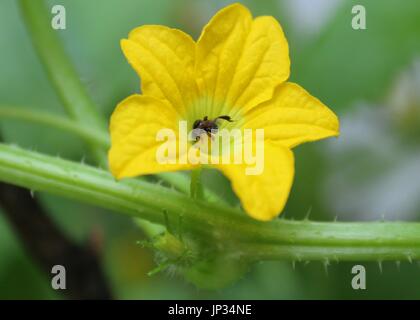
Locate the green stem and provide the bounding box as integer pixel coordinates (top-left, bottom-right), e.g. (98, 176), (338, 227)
(190, 168), (204, 200)
(1, 143), (420, 262)
(239, 243), (420, 262)
(0, 106), (109, 149)
(157, 172), (223, 204)
(18, 0), (106, 163)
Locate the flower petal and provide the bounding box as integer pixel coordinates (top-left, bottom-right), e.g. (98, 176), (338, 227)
(121, 26), (198, 115)
(243, 82), (339, 148)
(196, 3), (290, 116)
(108, 95), (193, 179)
(215, 143), (294, 221)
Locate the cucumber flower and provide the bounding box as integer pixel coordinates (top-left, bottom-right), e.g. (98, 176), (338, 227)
(108, 3), (339, 221)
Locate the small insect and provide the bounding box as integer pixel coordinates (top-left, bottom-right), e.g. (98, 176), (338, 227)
(192, 115), (233, 141)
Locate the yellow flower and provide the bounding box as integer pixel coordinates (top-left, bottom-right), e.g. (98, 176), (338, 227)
(108, 3), (339, 221)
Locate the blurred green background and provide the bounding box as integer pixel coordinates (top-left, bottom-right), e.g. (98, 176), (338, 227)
(0, 0), (420, 299)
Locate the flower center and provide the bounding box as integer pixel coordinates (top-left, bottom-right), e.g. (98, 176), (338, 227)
(192, 115), (233, 141)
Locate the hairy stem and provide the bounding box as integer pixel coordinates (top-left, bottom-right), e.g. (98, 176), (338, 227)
(1, 143), (420, 261)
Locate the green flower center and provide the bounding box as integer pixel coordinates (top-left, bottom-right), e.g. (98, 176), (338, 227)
(191, 115), (234, 142)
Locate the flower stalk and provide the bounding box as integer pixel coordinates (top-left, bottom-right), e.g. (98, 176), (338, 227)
(190, 168), (204, 200)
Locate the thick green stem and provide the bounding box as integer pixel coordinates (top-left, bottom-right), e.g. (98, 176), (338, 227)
(239, 244), (420, 262)
(1, 143), (420, 262)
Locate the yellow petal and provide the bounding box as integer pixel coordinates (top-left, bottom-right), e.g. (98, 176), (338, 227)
(243, 82), (339, 148)
(108, 95), (193, 179)
(196, 3), (290, 117)
(121, 26), (198, 115)
(215, 142), (294, 221)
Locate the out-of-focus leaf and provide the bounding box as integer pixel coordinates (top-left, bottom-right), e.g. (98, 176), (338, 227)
(292, 0), (420, 111)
